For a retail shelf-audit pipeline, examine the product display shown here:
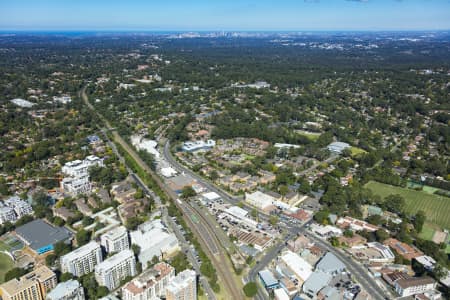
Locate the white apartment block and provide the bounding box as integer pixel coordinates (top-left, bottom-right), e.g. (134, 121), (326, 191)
(61, 155), (104, 196)
(122, 262), (175, 300)
(4, 196), (34, 219)
(62, 155), (104, 178)
(46, 279), (85, 300)
(61, 176), (91, 196)
(165, 269), (197, 300)
(100, 226), (130, 254)
(95, 249), (137, 291)
(0, 205), (17, 224)
(60, 241), (103, 277)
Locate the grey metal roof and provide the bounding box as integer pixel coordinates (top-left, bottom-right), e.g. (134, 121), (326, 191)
(259, 269), (278, 287)
(15, 219), (72, 250)
(302, 271), (332, 295)
(316, 252), (346, 274)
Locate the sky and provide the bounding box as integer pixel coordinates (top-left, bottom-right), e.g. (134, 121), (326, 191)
(0, 0), (450, 31)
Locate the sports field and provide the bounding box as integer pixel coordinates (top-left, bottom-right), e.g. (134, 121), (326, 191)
(365, 181), (450, 229)
(0, 252), (14, 283)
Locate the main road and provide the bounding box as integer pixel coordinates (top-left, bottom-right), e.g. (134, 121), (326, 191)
(163, 140), (389, 300)
(80, 86), (244, 299)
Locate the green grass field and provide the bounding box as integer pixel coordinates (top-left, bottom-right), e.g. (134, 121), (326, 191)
(0, 252), (14, 283)
(350, 146), (367, 156)
(296, 130), (321, 141)
(365, 181), (450, 229)
(418, 223), (436, 240)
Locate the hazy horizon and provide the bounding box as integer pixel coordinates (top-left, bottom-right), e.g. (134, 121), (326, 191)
(1, 0), (450, 31)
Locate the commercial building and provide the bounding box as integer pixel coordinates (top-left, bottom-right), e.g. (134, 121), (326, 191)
(279, 251), (313, 284)
(100, 226), (129, 254)
(95, 249), (137, 291)
(349, 242), (395, 264)
(315, 252), (346, 275)
(258, 270), (279, 290)
(15, 219), (72, 255)
(60, 241), (103, 277)
(327, 142), (350, 154)
(130, 220), (179, 269)
(273, 288), (289, 300)
(122, 262), (175, 300)
(245, 191), (274, 210)
(394, 276), (436, 297)
(181, 140), (215, 152)
(310, 223), (342, 238)
(10, 98), (35, 108)
(0, 266), (57, 300)
(165, 270), (197, 300)
(46, 280), (85, 300)
(336, 216), (379, 232)
(303, 271), (332, 297)
(384, 238), (424, 261)
(414, 256), (436, 271)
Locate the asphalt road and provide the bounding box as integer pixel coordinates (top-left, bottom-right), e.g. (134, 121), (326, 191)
(304, 232), (386, 300)
(81, 87), (238, 299)
(164, 140), (389, 300)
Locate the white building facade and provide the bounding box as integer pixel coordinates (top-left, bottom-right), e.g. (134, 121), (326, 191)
(46, 279), (85, 300)
(100, 226), (129, 254)
(95, 249), (137, 291)
(122, 263), (175, 300)
(60, 241), (103, 277)
(61, 156), (104, 196)
(165, 270), (197, 300)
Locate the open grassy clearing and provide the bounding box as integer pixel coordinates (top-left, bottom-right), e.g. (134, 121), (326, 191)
(365, 181), (450, 229)
(350, 146), (367, 156)
(418, 223), (436, 241)
(296, 130), (321, 141)
(0, 253), (14, 283)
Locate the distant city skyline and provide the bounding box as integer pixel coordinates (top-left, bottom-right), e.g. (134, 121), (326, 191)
(0, 0), (450, 31)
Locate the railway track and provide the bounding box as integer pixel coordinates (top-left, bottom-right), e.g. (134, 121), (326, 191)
(81, 86), (244, 299)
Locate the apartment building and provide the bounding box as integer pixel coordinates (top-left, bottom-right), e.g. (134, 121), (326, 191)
(46, 280), (85, 300)
(165, 270), (197, 300)
(0, 266), (57, 300)
(122, 263), (175, 300)
(61, 155), (104, 196)
(95, 249), (137, 291)
(100, 226), (129, 254)
(3, 196), (34, 219)
(0, 205), (16, 224)
(60, 241), (103, 277)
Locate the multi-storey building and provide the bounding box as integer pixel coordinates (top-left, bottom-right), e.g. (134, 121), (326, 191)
(0, 205), (17, 224)
(61, 156), (104, 178)
(0, 266), (57, 300)
(95, 249), (136, 291)
(165, 270), (197, 300)
(46, 280), (85, 300)
(61, 155), (104, 196)
(122, 263), (175, 300)
(394, 276), (436, 297)
(60, 241), (103, 277)
(100, 226), (129, 254)
(130, 220), (179, 269)
(3, 196), (34, 219)
(60, 176), (91, 196)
